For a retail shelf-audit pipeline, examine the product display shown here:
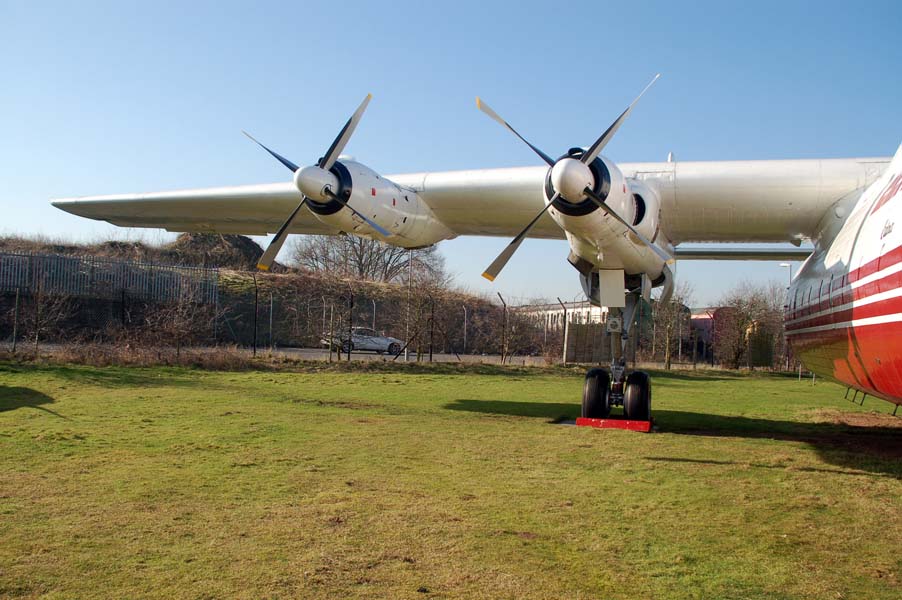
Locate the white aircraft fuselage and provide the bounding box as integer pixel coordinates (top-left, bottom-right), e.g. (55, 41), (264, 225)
(786, 148), (902, 404)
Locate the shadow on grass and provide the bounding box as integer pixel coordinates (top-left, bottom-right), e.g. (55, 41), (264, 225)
(642, 456), (883, 477)
(446, 399), (579, 421)
(0, 386), (66, 418)
(444, 399), (902, 477)
(641, 369), (748, 382)
(29, 365), (208, 389)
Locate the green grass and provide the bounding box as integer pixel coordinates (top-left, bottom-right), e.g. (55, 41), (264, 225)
(0, 362), (899, 599)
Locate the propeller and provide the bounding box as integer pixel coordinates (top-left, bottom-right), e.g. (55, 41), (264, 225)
(477, 74), (671, 281)
(244, 94), (389, 271)
(482, 192), (561, 281)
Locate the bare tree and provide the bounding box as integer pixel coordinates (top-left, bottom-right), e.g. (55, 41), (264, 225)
(143, 289), (217, 357)
(715, 281), (783, 369)
(652, 283), (693, 370)
(289, 235), (448, 285)
(21, 286), (74, 354)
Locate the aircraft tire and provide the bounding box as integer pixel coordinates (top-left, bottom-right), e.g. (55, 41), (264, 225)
(582, 368), (612, 419)
(341, 341), (354, 353)
(624, 371), (651, 421)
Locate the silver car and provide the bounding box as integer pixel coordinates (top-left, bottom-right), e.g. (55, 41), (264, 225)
(322, 327), (403, 355)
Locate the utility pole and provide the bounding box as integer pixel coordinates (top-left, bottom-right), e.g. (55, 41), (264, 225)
(405, 249), (412, 362)
(269, 291), (274, 351)
(372, 298), (376, 331)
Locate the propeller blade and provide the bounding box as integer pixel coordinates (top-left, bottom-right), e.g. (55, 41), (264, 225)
(581, 74), (661, 165)
(482, 192), (560, 281)
(583, 187), (674, 264)
(475, 97), (556, 167)
(323, 188), (392, 238)
(257, 197), (309, 271)
(319, 93), (372, 171)
(242, 131), (300, 172)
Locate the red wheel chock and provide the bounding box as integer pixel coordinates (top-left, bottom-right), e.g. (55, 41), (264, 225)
(575, 417), (653, 433)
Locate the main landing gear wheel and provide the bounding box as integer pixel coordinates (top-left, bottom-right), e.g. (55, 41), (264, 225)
(582, 368), (612, 419)
(341, 340), (354, 353)
(388, 342), (401, 355)
(623, 371), (651, 421)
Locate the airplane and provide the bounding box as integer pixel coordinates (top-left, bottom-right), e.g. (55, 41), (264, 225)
(51, 79), (902, 419)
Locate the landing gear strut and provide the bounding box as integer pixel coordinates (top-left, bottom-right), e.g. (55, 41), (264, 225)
(579, 291), (652, 424)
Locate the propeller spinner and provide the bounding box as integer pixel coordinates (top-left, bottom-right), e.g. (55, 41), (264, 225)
(477, 74), (671, 281)
(244, 94), (390, 271)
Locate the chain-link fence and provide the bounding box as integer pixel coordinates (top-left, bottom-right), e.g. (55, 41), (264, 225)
(0, 252), (787, 369)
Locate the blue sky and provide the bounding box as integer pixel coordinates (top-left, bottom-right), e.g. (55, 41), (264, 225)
(2, 0), (901, 305)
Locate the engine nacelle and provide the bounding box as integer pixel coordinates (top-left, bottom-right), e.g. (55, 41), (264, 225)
(546, 151), (667, 279)
(626, 179), (661, 244)
(305, 159), (454, 248)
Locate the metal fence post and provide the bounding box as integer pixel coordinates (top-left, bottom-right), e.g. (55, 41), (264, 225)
(252, 273), (259, 357)
(347, 288), (354, 361)
(328, 304), (334, 363)
(12, 287), (20, 353)
(497, 292), (507, 365)
(557, 297), (568, 364)
(429, 296), (435, 363)
(462, 305), (468, 354)
(33, 288), (41, 353)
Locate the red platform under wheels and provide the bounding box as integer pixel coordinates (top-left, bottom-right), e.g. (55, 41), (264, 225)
(575, 417), (653, 433)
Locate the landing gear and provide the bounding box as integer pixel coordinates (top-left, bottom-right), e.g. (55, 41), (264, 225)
(623, 371), (651, 421)
(582, 368), (611, 418)
(580, 364), (652, 421)
(577, 289), (653, 426)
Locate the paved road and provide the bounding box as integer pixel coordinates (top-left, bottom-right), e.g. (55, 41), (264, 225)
(270, 346), (551, 366)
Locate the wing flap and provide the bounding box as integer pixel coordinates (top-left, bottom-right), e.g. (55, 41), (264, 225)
(674, 245), (812, 261)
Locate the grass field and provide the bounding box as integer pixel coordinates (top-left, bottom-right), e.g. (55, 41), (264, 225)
(1, 361), (899, 599)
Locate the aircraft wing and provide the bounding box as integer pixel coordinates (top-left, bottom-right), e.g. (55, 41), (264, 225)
(53, 156), (890, 243)
(52, 182), (340, 236)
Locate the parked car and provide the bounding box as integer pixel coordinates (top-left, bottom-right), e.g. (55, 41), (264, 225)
(321, 327), (403, 355)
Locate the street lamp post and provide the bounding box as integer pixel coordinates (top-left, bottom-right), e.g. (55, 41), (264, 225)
(779, 262), (793, 287)
(780, 262), (793, 371)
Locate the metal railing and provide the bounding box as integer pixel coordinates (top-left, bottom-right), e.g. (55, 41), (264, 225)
(0, 252), (219, 304)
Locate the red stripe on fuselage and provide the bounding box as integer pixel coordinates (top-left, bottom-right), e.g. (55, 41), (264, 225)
(786, 288), (902, 331)
(870, 173), (902, 215)
(785, 245), (902, 324)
